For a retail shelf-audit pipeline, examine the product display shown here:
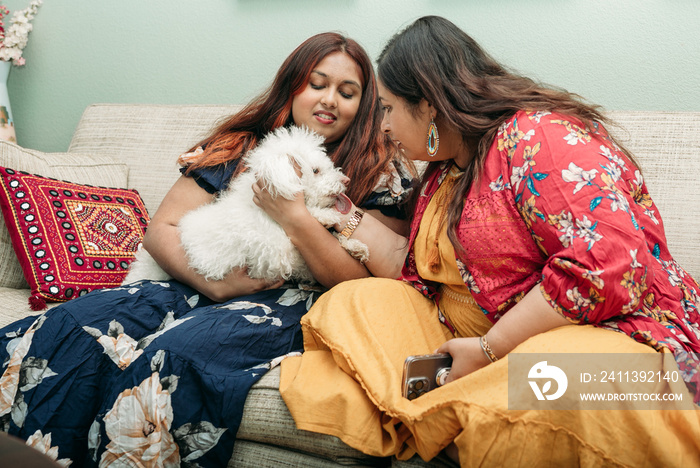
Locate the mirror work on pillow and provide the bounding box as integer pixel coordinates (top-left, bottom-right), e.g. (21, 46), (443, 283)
(0, 166), (150, 310)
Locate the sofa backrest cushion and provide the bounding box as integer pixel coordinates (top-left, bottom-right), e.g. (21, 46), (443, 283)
(68, 104), (244, 215)
(0, 141), (129, 289)
(65, 105), (699, 280)
(606, 111), (700, 279)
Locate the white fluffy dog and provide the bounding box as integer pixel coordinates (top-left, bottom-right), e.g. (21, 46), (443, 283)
(123, 126), (369, 286)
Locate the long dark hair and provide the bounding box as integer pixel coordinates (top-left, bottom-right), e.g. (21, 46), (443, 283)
(184, 32), (396, 205)
(377, 15), (637, 250)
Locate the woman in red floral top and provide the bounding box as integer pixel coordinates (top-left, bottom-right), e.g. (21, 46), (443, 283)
(280, 15), (700, 467)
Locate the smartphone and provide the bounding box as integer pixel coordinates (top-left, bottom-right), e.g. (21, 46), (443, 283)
(401, 353), (453, 400)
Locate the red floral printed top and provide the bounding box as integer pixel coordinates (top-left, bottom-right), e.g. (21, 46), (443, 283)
(402, 110), (700, 400)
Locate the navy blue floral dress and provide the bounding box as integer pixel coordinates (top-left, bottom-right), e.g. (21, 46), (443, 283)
(0, 157), (413, 467)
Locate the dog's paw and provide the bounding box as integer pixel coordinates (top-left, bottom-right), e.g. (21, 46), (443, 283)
(336, 235), (370, 264)
(309, 206), (342, 228)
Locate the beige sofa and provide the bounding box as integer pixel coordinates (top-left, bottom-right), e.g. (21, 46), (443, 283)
(1, 104), (699, 466)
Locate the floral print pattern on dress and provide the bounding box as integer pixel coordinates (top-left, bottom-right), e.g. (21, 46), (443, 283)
(0, 151), (413, 464)
(99, 353), (180, 467)
(26, 429), (73, 467)
(0, 315), (53, 430)
(403, 110), (700, 403)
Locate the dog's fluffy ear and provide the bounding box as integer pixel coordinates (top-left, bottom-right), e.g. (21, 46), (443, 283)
(250, 129), (304, 200)
(254, 153), (304, 200)
(284, 125), (327, 179)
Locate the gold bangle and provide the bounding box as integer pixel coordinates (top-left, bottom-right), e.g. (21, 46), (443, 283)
(479, 335), (498, 363)
(339, 208), (364, 239)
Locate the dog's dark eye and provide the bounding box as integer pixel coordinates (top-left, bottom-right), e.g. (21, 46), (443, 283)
(313, 168), (319, 174)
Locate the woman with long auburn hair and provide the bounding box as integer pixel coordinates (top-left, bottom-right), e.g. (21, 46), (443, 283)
(0, 32), (415, 465)
(185, 32), (393, 206)
(280, 16), (700, 467)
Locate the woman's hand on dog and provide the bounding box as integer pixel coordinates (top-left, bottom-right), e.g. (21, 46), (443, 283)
(252, 178), (310, 231)
(208, 267), (284, 302)
(252, 174), (373, 287)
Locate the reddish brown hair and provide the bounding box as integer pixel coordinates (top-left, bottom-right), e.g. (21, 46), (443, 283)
(183, 32), (397, 205)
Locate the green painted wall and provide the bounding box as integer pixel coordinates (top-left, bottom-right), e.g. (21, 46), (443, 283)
(4, 0), (700, 152)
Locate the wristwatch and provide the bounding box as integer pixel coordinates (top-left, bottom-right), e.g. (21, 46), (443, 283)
(339, 208), (364, 239)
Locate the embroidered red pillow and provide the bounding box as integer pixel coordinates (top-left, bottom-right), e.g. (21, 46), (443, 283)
(0, 166), (150, 310)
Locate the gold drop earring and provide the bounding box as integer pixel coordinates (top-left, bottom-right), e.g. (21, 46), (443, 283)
(427, 117), (439, 157)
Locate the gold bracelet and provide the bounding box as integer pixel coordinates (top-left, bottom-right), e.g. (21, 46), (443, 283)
(479, 335), (498, 363)
(339, 208), (364, 239)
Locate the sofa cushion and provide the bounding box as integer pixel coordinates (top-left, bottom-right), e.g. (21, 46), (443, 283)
(0, 166), (149, 310)
(0, 141), (131, 291)
(606, 111), (700, 279)
(0, 287), (61, 327)
(68, 104), (244, 215)
(239, 367), (386, 466)
(230, 441), (368, 468)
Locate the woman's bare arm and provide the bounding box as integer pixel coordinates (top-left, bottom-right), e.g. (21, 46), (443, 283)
(333, 205), (409, 280)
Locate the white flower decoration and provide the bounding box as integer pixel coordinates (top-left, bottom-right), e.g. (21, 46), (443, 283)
(83, 320), (143, 370)
(556, 212), (576, 248)
(561, 162), (598, 194)
(575, 215), (603, 249)
(100, 372), (180, 467)
(510, 162), (529, 192)
(0, 1), (42, 66)
(26, 430), (73, 467)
